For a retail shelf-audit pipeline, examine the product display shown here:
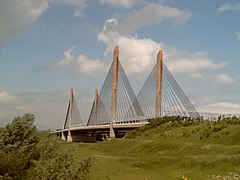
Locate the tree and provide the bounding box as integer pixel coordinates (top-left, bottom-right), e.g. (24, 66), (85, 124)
(31, 148), (96, 180)
(0, 114), (96, 179)
(0, 113), (39, 178)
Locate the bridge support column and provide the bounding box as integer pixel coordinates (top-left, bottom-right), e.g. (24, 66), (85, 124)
(67, 130), (73, 142)
(61, 131), (66, 140)
(110, 46), (119, 138)
(155, 50), (163, 118)
(94, 88), (98, 126)
(67, 88), (74, 142)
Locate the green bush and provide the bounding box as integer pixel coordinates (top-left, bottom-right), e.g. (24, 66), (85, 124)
(125, 116), (194, 139)
(0, 114), (96, 180)
(31, 148), (96, 180)
(0, 114), (39, 178)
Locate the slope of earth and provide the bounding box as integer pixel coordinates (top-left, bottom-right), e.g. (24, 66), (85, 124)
(62, 117), (240, 180)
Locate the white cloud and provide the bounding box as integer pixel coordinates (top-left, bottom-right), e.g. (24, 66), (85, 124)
(235, 32), (240, 40)
(30, 1), (49, 17)
(0, 0), (49, 46)
(0, 90), (16, 103)
(57, 46), (75, 67)
(0, 0), (89, 46)
(98, 19), (228, 78)
(117, 3), (192, 33)
(77, 55), (108, 75)
(37, 46), (107, 75)
(202, 102), (240, 114)
(165, 48), (227, 73)
(74, 10), (84, 17)
(215, 74), (234, 84)
(98, 19), (161, 75)
(189, 73), (206, 80)
(189, 73), (234, 84)
(218, 3), (240, 12)
(100, 0), (140, 8)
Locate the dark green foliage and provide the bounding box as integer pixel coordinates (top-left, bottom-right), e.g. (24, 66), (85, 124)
(125, 116), (240, 141)
(125, 116), (195, 139)
(1, 114), (38, 153)
(0, 114), (38, 178)
(0, 114), (96, 180)
(199, 121), (228, 139)
(125, 116), (240, 139)
(31, 134), (96, 180)
(32, 131), (59, 160)
(31, 148), (96, 180)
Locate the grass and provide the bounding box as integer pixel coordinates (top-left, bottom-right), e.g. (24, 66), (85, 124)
(59, 117), (240, 179)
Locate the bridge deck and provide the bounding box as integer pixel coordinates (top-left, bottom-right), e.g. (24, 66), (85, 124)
(54, 121), (149, 133)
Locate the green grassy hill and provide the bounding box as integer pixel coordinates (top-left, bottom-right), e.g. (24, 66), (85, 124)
(63, 117), (240, 180)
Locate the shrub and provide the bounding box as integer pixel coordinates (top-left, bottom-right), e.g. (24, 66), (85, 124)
(0, 114), (39, 178)
(31, 148), (96, 180)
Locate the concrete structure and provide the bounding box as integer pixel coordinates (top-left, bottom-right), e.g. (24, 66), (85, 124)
(94, 88), (98, 126)
(110, 46), (119, 138)
(67, 88), (74, 142)
(55, 122), (148, 142)
(54, 47), (199, 142)
(155, 50), (163, 118)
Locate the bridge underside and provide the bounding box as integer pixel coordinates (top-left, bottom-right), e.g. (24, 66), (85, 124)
(55, 122), (148, 142)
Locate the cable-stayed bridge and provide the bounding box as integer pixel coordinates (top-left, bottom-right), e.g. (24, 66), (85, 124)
(55, 46), (199, 142)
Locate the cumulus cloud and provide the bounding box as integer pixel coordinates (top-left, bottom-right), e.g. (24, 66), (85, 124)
(165, 48), (227, 73)
(77, 55), (108, 75)
(0, 0), (49, 46)
(35, 46), (108, 75)
(189, 73), (234, 84)
(100, 0), (140, 8)
(189, 73), (206, 80)
(215, 74), (234, 84)
(218, 3), (240, 12)
(117, 3), (192, 33)
(98, 19), (229, 80)
(0, 0), (89, 46)
(57, 46), (75, 67)
(98, 19), (161, 75)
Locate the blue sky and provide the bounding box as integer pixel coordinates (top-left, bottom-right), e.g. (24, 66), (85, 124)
(0, 0), (240, 130)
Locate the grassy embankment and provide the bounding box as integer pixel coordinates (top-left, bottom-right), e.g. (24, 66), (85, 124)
(60, 117), (240, 179)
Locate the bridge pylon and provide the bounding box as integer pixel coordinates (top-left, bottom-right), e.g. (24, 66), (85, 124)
(67, 88), (74, 142)
(137, 49), (200, 119)
(94, 88), (98, 126)
(110, 46), (119, 138)
(87, 45), (143, 135)
(61, 87), (83, 141)
(155, 50), (163, 118)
